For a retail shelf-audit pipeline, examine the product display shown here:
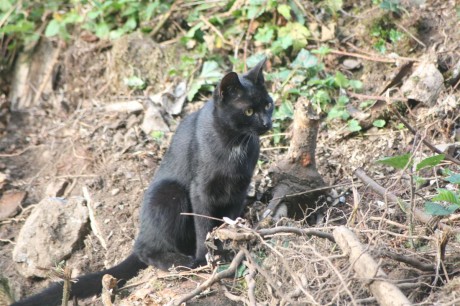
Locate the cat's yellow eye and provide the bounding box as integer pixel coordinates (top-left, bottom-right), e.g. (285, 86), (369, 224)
(265, 103), (271, 110)
(245, 108), (254, 116)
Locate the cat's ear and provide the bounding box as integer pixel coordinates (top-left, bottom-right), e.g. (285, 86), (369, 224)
(245, 57), (266, 85)
(218, 72), (243, 98)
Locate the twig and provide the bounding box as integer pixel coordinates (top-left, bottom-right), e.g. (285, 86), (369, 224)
(150, 1), (178, 38)
(269, 182), (357, 202)
(258, 226), (335, 242)
(395, 23), (426, 48)
(390, 107), (460, 166)
(180, 212), (223, 222)
(199, 15), (232, 46)
(82, 186), (108, 250)
(379, 250), (435, 272)
(329, 49), (420, 63)
(0, 145), (43, 157)
(354, 167), (453, 232)
(167, 250), (246, 306)
(61, 266), (72, 306)
(243, 260), (257, 306)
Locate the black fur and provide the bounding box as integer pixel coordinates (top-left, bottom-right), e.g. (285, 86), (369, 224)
(11, 59), (273, 305)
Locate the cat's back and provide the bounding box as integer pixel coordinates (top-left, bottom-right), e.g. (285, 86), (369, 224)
(153, 102), (213, 183)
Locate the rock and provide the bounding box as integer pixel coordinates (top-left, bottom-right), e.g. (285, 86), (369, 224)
(12, 197), (89, 278)
(141, 104), (170, 135)
(342, 58), (361, 70)
(0, 190), (27, 221)
(44, 180), (69, 197)
(400, 62), (444, 106)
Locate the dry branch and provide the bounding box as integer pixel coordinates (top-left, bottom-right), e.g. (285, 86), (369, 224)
(354, 167), (453, 232)
(333, 226), (412, 306)
(101, 274), (117, 306)
(167, 250), (246, 306)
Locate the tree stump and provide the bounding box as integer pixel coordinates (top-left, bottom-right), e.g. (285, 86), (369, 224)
(264, 98), (327, 223)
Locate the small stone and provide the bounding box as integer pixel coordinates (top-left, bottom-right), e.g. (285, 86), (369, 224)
(342, 58), (361, 70)
(400, 62), (444, 106)
(12, 197), (89, 278)
(111, 188), (120, 196)
(0, 190), (27, 221)
(44, 180), (69, 197)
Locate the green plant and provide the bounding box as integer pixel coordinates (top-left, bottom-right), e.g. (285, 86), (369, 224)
(377, 153), (460, 216)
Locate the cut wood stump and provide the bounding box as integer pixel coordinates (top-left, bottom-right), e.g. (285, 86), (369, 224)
(264, 97), (327, 222)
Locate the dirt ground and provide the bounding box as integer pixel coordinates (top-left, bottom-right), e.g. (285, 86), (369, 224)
(1, 0), (459, 305)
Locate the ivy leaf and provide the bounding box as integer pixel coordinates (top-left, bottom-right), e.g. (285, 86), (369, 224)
(247, 53), (266, 68)
(278, 22), (310, 50)
(254, 25), (274, 43)
(273, 100), (294, 120)
(445, 174), (460, 184)
(377, 153), (411, 170)
(277, 4), (291, 20)
(347, 119), (362, 132)
(415, 154), (445, 171)
(291, 49), (318, 69)
(373, 119), (386, 128)
(349, 80), (363, 91)
(432, 189), (460, 205)
(424, 202), (458, 216)
(45, 19), (60, 37)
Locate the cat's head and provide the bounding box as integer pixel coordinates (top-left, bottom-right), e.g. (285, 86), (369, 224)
(213, 58), (273, 136)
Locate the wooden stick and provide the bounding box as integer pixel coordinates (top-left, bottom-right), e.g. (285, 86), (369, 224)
(333, 226), (411, 306)
(167, 250), (246, 306)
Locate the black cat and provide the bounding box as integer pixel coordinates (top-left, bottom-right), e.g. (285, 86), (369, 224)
(11, 58), (273, 306)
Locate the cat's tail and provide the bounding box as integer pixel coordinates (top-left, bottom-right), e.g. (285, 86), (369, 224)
(11, 253), (147, 306)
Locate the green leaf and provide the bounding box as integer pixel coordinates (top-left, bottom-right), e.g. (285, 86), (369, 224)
(445, 174), (460, 184)
(415, 154), (445, 171)
(45, 19), (60, 37)
(236, 263), (247, 278)
(216, 264), (230, 273)
(0, 0), (12, 11)
(277, 4), (291, 20)
(334, 71), (349, 88)
(200, 61), (222, 79)
(432, 189), (460, 205)
(349, 80), (363, 91)
(247, 53), (266, 68)
(123, 76), (145, 89)
(377, 153), (411, 170)
(348, 119), (362, 132)
(254, 25), (274, 43)
(291, 49), (318, 69)
(326, 0), (343, 12)
(311, 45), (331, 56)
(373, 119), (386, 128)
(278, 22), (310, 50)
(424, 202), (458, 216)
(273, 100), (294, 120)
(95, 22), (110, 39)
